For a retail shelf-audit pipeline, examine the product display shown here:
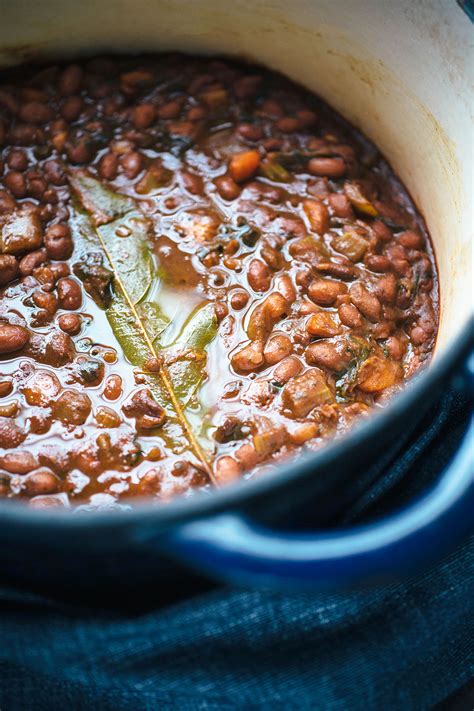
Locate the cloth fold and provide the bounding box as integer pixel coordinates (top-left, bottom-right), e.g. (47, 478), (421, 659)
(1, 390), (472, 711)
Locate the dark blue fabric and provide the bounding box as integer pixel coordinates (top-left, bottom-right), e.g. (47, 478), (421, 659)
(0, 390), (473, 711)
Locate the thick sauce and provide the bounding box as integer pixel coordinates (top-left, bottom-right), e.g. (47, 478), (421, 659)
(0, 55), (438, 508)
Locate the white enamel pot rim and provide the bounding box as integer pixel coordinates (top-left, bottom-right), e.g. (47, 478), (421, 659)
(0, 0), (472, 528)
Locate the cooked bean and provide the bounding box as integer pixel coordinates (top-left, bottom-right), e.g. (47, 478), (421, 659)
(157, 98), (184, 119)
(234, 442), (260, 470)
(308, 278), (347, 306)
(181, 171), (204, 195)
(19, 101), (54, 124)
(43, 159), (67, 186)
(57, 312), (82, 335)
(248, 259), (271, 292)
(214, 302), (228, 322)
(306, 312), (341, 338)
(273, 356), (303, 384)
(0, 255), (19, 284)
(411, 326), (429, 345)
(0, 324), (29, 354)
(315, 260), (357, 281)
(231, 341), (264, 372)
(122, 388), (166, 429)
(349, 283), (382, 322)
(264, 334), (293, 365)
(121, 151), (144, 179)
(365, 254), (391, 272)
(60, 96), (83, 122)
(33, 288), (58, 314)
(305, 340), (352, 371)
(7, 149), (28, 171)
(247, 292), (288, 340)
(0, 416), (26, 448)
(399, 230), (424, 249)
(4, 171), (27, 198)
(54, 390), (92, 425)
(274, 274), (296, 304)
(58, 64), (83, 95)
(357, 356), (402, 393)
(0, 451), (38, 474)
(308, 157), (346, 178)
(328, 192), (353, 218)
(214, 456), (242, 484)
(215, 175), (241, 200)
(132, 103), (156, 129)
(303, 199), (329, 235)
(230, 290), (249, 310)
(276, 117), (300, 133)
(386, 335), (405, 360)
(98, 152), (119, 180)
(0, 190), (15, 214)
(338, 302), (363, 328)
(103, 374), (123, 401)
(22, 468), (60, 497)
(57, 277), (82, 310)
(375, 273), (397, 304)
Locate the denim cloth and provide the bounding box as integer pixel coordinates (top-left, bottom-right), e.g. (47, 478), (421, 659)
(0, 390), (472, 711)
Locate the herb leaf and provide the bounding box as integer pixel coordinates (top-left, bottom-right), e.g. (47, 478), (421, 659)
(70, 170), (217, 481)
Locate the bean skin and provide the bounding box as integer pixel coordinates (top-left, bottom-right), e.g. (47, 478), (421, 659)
(349, 283), (382, 322)
(58, 313), (82, 335)
(132, 103), (156, 129)
(57, 277), (82, 310)
(33, 288), (58, 314)
(308, 278), (347, 306)
(58, 65), (83, 95)
(305, 340), (352, 371)
(308, 157), (346, 179)
(215, 175), (241, 200)
(248, 259), (271, 292)
(98, 152), (119, 180)
(264, 334), (293, 365)
(338, 302), (363, 328)
(22, 468), (60, 497)
(0, 324), (29, 354)
(44, 224), (73, 260)
(273, 356), (303, 384)
(61, 96), (83, 122)
(214, 456), (242, 484)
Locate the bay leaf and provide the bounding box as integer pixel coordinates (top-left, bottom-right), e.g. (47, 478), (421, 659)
(70, 170), (217, 479)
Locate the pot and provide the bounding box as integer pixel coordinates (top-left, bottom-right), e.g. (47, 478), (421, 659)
(0, 0), (472, 596)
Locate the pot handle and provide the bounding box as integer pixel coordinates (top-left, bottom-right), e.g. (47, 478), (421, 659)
(166, 358), (474, 590)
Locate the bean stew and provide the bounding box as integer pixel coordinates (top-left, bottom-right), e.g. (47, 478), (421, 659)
(0, 55), (438, 508)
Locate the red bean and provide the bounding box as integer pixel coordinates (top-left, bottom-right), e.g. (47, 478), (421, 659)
(0, 451), (37, 474)
(7, 149), (28, 171)
(132, 103), (156, 129)
(22, 468), (60, 497)
(33, 288), (58, 314)
(0, 324), (29, 354)
(43, 159), (67, 186)
(231, 341), (264, 372)
(4, 171), (27, 198)
(308, 157), (346, 179)
(121, 151), (143, 179)
(57, 312), (82, 335)
(399, 230), (424, 249)
(338, 302), (363, 328)
(19, 101), (54, 124)
(273, 356), (303, 384)
(230, 290), (249, 310)
(375, 273), (397, 304)
(181, 171), (204, 195)
(44, 224), (73, 260)
(248, 259), (271, 292)
(54, 390), (92, 425)
(349, 283), (382, 322)
(103, 374), (123, 401)
(365, 254), (391, 272)
(58, 64), (83, 95)
(308, 278), (347, 306)
(305, 341), (351, 371)
(57, 277), (82, 310)
(98, 152), (119, 180)
(276, 117), (300, 133)
(0, 190), (15, 214)
(215, 175), (241, 200)
(157, 98), (184, 119)
(60, 96), (83, 121)
(264, 334), (293, 365)
(214, 456), (242, 484)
